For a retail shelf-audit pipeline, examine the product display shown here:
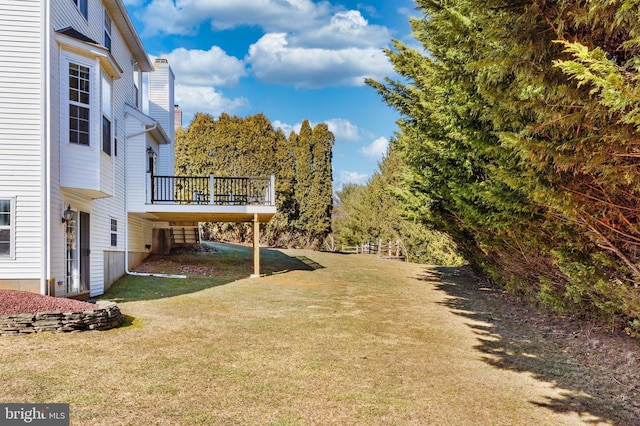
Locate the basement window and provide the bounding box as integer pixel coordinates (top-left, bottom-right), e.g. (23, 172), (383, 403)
(0, 198), (15, 258)
(110, 218), (117, 247)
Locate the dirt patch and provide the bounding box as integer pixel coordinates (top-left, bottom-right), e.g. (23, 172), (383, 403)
(0, 289), (97, 315)
(133, 255), (217, 277)
(171, 244), (220, 254)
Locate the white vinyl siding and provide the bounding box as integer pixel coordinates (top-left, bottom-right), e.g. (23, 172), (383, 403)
(0, 0), (161, 296)
(125, 107), (157, 213)
(127, 214), (153, 253)
(87, 3), (149, 296)
(0, 1), (43, 278)
(49, 0), (147, 296)
(148, 60), (175, 175)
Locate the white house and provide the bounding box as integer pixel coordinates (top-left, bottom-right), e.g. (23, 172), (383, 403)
(0, 0), (275, 299)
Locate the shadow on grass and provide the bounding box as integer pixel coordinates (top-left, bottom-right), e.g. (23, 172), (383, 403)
(116, 314), (141, 330)
(102, 243), (322, 303)
(419, 266), (637, 426)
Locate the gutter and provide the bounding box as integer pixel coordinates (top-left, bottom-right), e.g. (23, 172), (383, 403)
(123, 115), (185, 279)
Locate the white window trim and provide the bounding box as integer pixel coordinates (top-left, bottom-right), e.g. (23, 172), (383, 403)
(60, 52), (99, 150)
(110, 217), (117, 247)
(102, 73), (113, 156)
(104, 8), (112, 51)
(0, 197), (16, 260)
(73, 0), (88, 20)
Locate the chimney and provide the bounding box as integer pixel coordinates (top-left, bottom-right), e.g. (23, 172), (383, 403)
(174, 105), (183, 130)
(148, 58), (175, 175)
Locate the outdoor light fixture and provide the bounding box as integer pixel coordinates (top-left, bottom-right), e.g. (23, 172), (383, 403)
(61, 205), (73, 223)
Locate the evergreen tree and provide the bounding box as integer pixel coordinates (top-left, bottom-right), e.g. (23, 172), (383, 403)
(292, 120), (315, 244)
(367, 0), (640, 332)
(333, 146), (464, 265)
(309, 123), (334, 244)
(264, 129), (299, 247)
(175, 113), (334, 249)
(174, 112), (216, 176)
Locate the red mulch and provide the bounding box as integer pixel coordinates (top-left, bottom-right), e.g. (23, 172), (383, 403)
(0, 290), (97, 315)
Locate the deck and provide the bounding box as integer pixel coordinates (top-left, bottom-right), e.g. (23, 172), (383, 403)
(143, 174), (277, 223)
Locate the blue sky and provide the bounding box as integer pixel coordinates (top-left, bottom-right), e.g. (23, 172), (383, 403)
(123, 0), (418, 189)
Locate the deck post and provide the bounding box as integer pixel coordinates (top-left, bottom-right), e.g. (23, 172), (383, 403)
(146, 172), (152, 204)
(269, 174), (275, 205)
(251, 213), (261, 278)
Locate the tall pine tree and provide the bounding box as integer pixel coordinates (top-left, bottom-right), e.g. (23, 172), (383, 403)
(368, 0), (640, 332)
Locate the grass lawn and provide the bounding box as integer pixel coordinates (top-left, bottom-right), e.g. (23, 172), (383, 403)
(0, 243), (634, 425)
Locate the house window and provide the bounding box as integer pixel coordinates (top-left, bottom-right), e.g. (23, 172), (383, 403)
(73, 0), (88, 20)
(102, 116), (112, 155)
(110, 218), (117, 247)
(0, 198), (15, 258)
(102, 75), (112, 155)
(69, 63), (90, 146)
(114, 119), (118, 156)
(104, 9), (112, 51)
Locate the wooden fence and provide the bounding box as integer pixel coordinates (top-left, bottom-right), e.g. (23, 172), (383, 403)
(330, 240), (406, 260)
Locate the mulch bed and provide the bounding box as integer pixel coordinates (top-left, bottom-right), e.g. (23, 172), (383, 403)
(0, 290), (96, 315)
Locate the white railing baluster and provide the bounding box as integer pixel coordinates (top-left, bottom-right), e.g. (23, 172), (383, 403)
(209, 174), (215, 205)
(269, 174), (275, 205)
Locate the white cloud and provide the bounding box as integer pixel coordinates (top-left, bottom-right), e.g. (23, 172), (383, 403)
(247, 33), (393, 88)
(149, 48), (249, 125)
(135, 2), (395, 88)
(155, 46), (247, 86)
(135, 0), (196, 36)
(138, 0), (329, 36)
(293, 10), (391, 49)
(175, 84), (249, 124)
(360, 137), (389, 159)
(324, 119), (360, 142)
(335, 170), (369, 189)
(155, 47), (247, 87)
(272, 118), (360, 141)
(272, 120), (298, 136)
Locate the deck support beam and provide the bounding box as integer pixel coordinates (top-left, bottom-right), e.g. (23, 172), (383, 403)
(251, 213), (261, 278)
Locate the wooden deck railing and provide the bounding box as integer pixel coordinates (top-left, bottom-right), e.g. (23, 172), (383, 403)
(149, 174), (275, 206)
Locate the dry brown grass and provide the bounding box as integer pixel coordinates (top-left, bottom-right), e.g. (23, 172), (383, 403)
(0, 244), (637, 425)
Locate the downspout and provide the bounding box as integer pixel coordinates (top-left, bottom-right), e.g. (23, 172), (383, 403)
(41, 0), (51, 295)
(123, 117), (185, 279)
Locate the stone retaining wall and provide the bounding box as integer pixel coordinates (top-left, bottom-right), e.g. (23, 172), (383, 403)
(0, 301), (124, 335)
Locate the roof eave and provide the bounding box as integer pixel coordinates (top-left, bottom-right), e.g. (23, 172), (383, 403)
(104, 0), (154, 72)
